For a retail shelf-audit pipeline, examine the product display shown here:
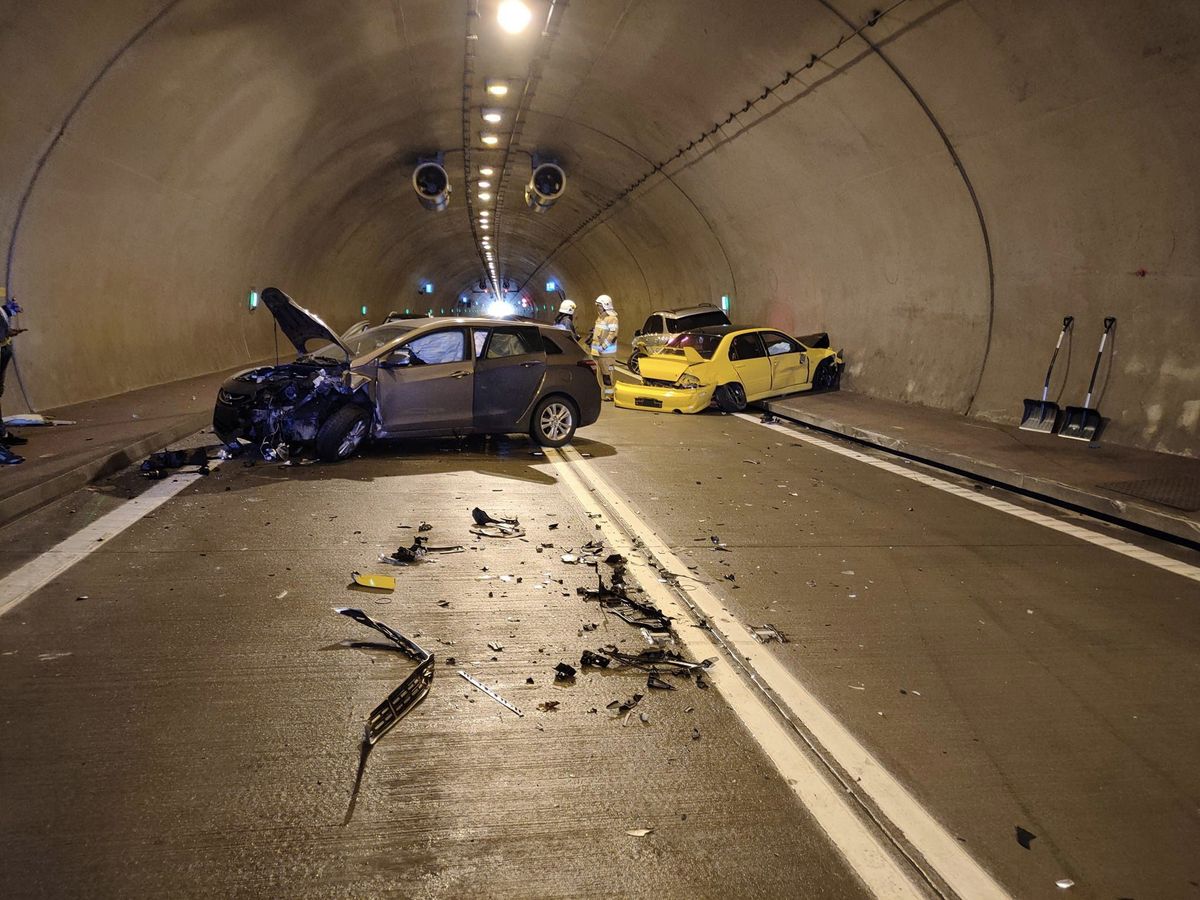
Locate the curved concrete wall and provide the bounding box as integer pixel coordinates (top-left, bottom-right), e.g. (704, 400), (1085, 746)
(2, 0), (1197, 453)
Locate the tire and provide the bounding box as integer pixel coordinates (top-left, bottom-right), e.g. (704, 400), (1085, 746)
(813, 360), (839, 391)
(628, 350), (643, 375)
(714, 382), (747, 413)
(530, 395), (578, 448)
(315, 405), (370, 461)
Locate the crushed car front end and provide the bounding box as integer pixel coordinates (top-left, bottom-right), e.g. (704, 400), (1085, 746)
(213, 363), (360, 454)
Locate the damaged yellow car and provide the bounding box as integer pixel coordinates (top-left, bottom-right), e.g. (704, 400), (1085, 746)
(614, 325), (842, 414)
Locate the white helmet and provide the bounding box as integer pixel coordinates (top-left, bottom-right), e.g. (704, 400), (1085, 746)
(595, 293), (614, 312)
(558, 299), (576, 315)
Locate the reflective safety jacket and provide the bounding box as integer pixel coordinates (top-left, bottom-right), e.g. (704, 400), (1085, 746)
(590, 312), (619, 356)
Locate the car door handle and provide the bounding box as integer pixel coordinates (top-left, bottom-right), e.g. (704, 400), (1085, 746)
(451, 370), (471, 378)
(520, 361), (544, 368)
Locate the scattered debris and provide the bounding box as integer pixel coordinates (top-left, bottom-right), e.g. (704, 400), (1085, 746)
(554, 662), (577, 681)
(639, 711), (650, 724)
(379, 536), (465, 565)
(760, 412), (779, 424)
(647, 673), (676, 691)
(578, 565), (672, 632)
(580, 649), (610, 668)
(1016, 826), (1037, 850)
(1055, 879), (1074, 890)
(351, 572), (396, 591)
(140, 448), (210, 479)
(561, 553), (579, 564)
(537, 700), (560, 712)
(751, 624), (788, 643)
(472, 507), (517, 526)
(608, 693), (644, 714)
(458, 671), (523, 716)
(625, 828), (653, 838)
(488, 641), (504, 652)
(418, 522), (433, 532)
(692, 727), (701, 740)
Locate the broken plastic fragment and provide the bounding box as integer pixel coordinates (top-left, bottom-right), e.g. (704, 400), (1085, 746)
(1015, 826), (1037, 850)
(751, 623), (788, 643)
(580, 649), (610, 668)
(488, 641), (504, 652)
(647, 673), (676, 691)
(352, 572), (396, 591)
(471, 507), (519, 527)
(554, 662), (577, 681)
(625, 828), (653, 837)
(537, 700), (560, 712)
(458, 670), (523, 716)
(1055, 879), (1074, 890)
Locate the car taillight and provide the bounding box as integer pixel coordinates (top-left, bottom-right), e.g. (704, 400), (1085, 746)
(577, 358), (598, 371)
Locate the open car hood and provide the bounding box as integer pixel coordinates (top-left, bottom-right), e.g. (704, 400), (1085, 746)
(262, 287), (350, 358)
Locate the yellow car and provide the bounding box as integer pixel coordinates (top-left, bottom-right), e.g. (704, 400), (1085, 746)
(614, 325), (842, 414)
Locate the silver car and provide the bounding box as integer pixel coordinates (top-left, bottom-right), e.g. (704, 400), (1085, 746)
(628, 304), (731, 373)
(214, 288), (601, 461)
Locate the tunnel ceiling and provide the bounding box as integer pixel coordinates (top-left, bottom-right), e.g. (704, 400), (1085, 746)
(2, 0), (1197, 454)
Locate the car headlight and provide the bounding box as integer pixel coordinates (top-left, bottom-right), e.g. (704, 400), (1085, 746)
(676, 373), (703, 389)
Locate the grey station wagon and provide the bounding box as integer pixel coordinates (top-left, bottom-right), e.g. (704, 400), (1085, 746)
(214, 288), (601, 461)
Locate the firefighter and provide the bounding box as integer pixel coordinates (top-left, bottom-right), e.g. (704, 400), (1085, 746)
(589, 294), (619, 401)
(553, 298), (579, 340)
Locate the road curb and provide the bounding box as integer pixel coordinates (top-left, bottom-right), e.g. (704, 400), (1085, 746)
(0, 413), (208, 528)
(762, 401), (1200, 548)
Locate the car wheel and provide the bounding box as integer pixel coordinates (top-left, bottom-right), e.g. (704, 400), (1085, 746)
(628, 350), (643, 375)
(813, 360), (838, 391)
(316, 405), (370, 462)
(714, 382), (747, 413)
(531, 395), (578, 448)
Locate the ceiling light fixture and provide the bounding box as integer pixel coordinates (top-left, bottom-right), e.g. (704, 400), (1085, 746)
(485, 80), (509, 97)
(478, 191), (492, 201)
(480, 133), (499, 146)
(481, 109), (503, 124)
(478, 181), (492, 189)
(497, 0), (532, 34)
(479, 166), (495, 176)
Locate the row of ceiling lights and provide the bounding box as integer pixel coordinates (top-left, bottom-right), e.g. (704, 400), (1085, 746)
(476, 1), (535, 288)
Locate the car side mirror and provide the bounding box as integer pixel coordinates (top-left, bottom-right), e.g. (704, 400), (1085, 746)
(380, 348), (412, 369)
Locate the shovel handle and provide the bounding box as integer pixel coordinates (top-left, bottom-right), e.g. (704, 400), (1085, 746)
(1083, 317), (1117, 407)
(1040, 316), (1075, 400)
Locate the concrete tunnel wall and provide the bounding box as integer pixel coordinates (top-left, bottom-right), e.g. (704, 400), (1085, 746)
(1, 0), (1197, 454)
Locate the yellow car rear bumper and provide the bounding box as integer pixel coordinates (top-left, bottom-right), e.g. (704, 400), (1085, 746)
(613, 380), (715, 414)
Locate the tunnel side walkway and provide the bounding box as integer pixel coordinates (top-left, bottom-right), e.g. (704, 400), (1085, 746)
(764, 391), (1199, 546)
(0, 362), (274, 527)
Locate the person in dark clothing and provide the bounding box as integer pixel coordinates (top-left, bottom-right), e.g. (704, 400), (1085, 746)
(1, 297), (27, 464)
(553, 298), (579, 340)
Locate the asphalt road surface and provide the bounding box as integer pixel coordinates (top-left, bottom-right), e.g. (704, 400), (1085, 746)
(2, 405), (1197, 899)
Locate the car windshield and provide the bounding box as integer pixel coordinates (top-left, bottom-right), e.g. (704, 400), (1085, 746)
(666, 332), (722, 358)
(668, 311), (730, 333)
(304, 324), (417, 361)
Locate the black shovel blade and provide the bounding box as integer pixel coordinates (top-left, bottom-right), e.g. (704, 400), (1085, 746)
(1019, 399), (1060, 433)
(1058, 405), (1102, 441)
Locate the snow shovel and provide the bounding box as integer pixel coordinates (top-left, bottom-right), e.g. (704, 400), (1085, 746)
(1059, 316), (1116, 442)
(1019, 315), (1073, 433)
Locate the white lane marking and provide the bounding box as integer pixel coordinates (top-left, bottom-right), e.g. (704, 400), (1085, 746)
(0, 466), (219, 619)
(548, 448), (951, 899)
(741, 414), (1200, 583)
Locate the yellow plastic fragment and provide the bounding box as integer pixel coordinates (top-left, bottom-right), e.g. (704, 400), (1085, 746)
(352, 572), (396, 591)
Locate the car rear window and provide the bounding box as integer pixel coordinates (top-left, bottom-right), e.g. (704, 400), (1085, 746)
(666, 332), (722, 358)
(541, 332), (567, 354)
(668, 311), (730, 332)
